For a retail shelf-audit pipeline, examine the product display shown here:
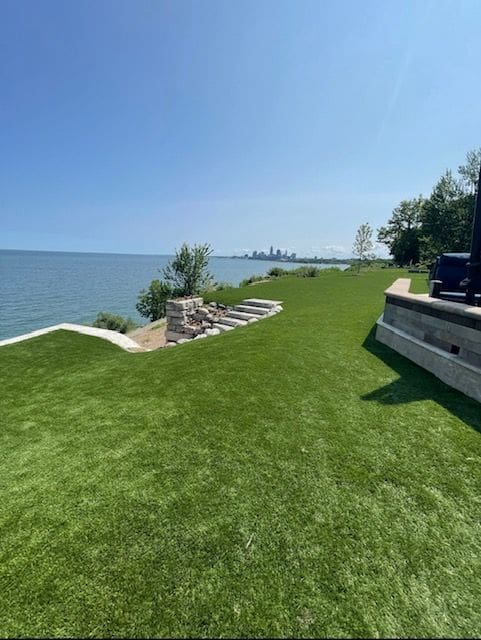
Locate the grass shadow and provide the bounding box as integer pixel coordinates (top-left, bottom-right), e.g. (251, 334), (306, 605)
(362, 325), (481, 435)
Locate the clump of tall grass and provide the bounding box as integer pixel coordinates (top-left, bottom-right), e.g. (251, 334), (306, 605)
(92, 312), (137, 334)
(293, 266), (341, 277)
(267, 267), (289, 278)
(239, 274), (267, 287)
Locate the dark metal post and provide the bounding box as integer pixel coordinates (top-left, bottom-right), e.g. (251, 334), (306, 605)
(461, 164), (481, 304)
(429, 279), (442, 298)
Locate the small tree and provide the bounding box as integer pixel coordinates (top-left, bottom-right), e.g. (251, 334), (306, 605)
(163, 243), (213, 296)
(136, 279), (173, 321)
(352, 223), (374, 273)
(458, 148), (481, 194)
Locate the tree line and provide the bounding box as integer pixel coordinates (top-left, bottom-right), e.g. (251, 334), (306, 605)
(377, 148), (481, 265)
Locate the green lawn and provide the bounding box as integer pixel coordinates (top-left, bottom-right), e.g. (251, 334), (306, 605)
(1, 270), (480, 638)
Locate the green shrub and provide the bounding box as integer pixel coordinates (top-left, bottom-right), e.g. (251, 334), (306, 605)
(345, 264), (359, 273)
(318, 267), (342, 275)
(136, 279), (174, 321)
(239, 274), (266, 287)
(92, 312), (136, 334)
(268, 267), (289, 278)
(293, 266), (322, 278)
(213, 281), (233, 291)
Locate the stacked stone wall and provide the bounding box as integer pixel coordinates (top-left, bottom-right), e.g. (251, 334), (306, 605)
(165, 297), (226, 343)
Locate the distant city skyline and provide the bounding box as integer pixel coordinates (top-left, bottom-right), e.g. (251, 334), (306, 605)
(249, 246), (297, 261)
(228, 243), (387, 259)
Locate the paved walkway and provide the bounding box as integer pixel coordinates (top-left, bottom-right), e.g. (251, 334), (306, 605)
(0, 323), (145, 352)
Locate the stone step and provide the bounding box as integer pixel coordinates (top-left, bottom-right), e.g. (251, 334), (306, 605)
(234, 304), (270, 316)
(212, 322), (234, 332)
(226, 310), (260, 321)
(217, 316), (248, 328)
(242, 298), (283, 309)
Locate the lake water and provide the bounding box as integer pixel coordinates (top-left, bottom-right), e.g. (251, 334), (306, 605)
(0, 250), (347, 340)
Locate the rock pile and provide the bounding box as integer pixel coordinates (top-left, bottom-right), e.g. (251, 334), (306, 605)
(165, 297), (283, 347)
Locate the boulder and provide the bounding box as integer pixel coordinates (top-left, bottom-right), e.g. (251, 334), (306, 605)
(183, 325), (198, 335)
(205, 328), (221, 336)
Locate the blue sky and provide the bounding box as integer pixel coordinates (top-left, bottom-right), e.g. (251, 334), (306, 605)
(1, 0), (480, 257)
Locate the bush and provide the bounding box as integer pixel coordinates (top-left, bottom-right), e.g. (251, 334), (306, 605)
(318, 267), (341, 275)
(92, 312), (136, 334)
(136, 279), (173, 321)
(293, 266), (322, 278)
(239, 274), (266, 287)
(213, 281), (233, 291)
(345, 264), (359, 273)
(268, 267), (289, 278)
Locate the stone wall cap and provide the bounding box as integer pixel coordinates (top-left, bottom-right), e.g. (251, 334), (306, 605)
(384, 277), (481, 318)
(167, 296), (203, 303)
(243, 298), (283, 306)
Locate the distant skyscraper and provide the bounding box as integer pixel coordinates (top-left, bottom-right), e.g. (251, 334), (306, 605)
(270, 245), (274, 257)
(253, 250), (258, 258)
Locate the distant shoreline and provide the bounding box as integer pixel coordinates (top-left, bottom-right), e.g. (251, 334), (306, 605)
(1, 248), (357, 264)
(217, 254), (355, 265)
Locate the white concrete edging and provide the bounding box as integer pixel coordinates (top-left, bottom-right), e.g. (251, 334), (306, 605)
(0, 323), (145, 352)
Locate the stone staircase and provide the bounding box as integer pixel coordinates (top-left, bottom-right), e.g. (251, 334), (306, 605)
(212, 298), (283, 332)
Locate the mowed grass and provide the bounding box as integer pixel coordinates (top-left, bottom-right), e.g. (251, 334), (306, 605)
(0, 270), (480, 638)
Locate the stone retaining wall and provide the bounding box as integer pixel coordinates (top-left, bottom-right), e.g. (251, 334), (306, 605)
(165, 297), (226, 343)
(376, 278), (481, 403)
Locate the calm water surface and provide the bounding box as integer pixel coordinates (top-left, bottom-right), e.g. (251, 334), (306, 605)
(0, 250), (347, 340)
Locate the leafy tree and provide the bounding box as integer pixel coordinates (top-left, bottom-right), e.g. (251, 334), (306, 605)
(420, 170), (474, 261)
(352, 223), (374, 272)
(377, 197), (423, 265)
(163, 243), (213, 296)
(458, 148), (481, 194)
(136, 279), (173, 321)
